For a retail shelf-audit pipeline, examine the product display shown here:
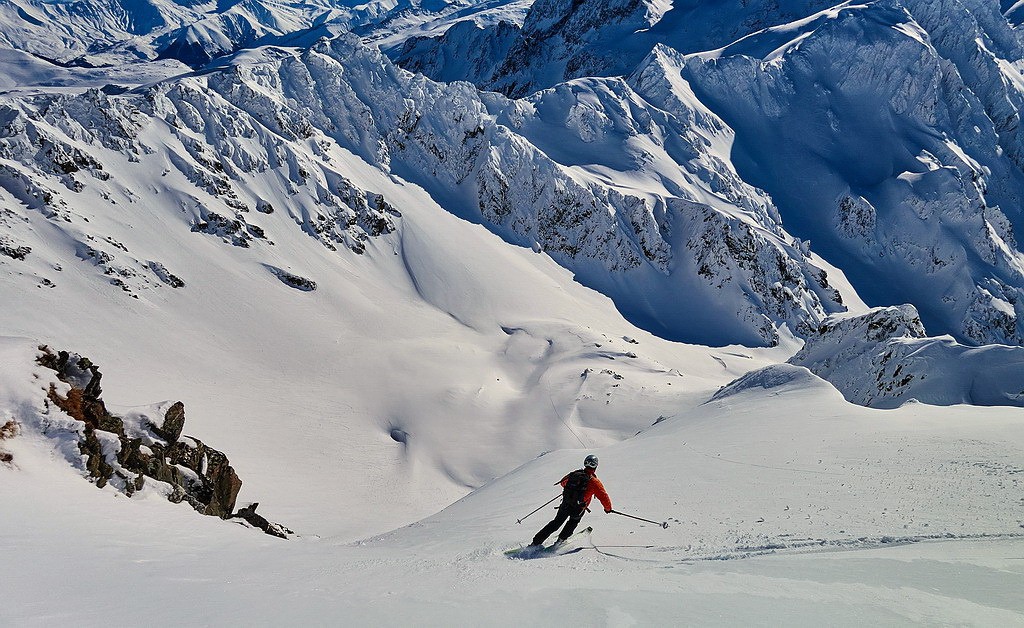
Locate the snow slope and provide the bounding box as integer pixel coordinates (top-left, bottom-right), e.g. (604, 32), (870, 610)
(3, 1), (1024, 624)
(4, 347), (1024, 624)
(1, 48), (789, 533)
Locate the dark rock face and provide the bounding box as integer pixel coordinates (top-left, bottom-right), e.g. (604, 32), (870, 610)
(266, 266), (317, 292)
(154, 401), (185, 442)
(190, 211), (267, 248)
(0, 235), (31, 260)
(233, 502), (293, 539)
(0, 419), (17, 463)
(37, 346), (288, 537)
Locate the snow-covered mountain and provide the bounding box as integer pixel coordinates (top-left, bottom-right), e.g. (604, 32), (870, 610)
(684, 0), (1024, 346)
(5, 0), (1024, 623)
(399, 0), (1024, 347)
(394, 0), (840, 95)
(3, 26), (814, 537)
(0, 0), (251, 64)
(0, 33), (861, 346)
(719, 305), (1024, 408)
(0, 0), (526, 70)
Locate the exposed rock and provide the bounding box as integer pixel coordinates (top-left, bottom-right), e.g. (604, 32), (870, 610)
(190, 211), (267, 248)
(154, 401), (185, 443)
(0, 419), (17, 464)
(267, 266), (317, 291)
(35, 346), (288, 536)
(0, 420), (17, 439)
(148, 261), (186, 288)
(233, 503), (293, 539)
(0, 235), (31, 260)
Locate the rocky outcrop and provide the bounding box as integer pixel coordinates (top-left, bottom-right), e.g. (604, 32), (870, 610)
(152, 401), (185, 442)
(0, 419), (16, 464)
(233, 502), (293, 539)
(267, 266), (317, 291)
(0, 234), (30, 260)
(36, 347), (289, 536)
(786, 306), (1024, 408)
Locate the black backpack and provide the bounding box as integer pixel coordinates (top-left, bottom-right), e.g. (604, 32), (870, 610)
(562, 469), (591, 507)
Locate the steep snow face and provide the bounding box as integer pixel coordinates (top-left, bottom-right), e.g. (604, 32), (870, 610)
(0, 34), (853, 346)
(394, 0), (1024, 346)
(485, 0), (662, 97)
(395, 19), (520, 85)
(395, 0), (837, 96)
(5, 331), (1024, 624)
(728, 305), (1024, 408)
(681, 0), (1024, 346)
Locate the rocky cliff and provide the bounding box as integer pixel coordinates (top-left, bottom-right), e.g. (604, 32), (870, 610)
(33, 346), (290, 537)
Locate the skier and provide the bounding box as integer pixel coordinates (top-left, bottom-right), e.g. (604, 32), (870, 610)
(530, 454), (612, 548)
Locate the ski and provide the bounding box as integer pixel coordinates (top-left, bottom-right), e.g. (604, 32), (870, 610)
(504, 526), (593, 559)
(543, 526), (593, 553)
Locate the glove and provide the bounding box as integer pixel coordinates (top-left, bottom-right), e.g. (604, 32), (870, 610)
(605, 508), (612, 514)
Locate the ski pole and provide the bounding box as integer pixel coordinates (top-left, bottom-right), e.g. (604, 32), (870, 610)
(517, 494), (561, 524)
(610, 509), (668, 529)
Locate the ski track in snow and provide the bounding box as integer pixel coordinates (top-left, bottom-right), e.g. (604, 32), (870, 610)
(4, 327), (1024, 623)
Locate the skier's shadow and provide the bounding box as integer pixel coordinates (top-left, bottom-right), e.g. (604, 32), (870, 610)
(506, 547), (586, 560)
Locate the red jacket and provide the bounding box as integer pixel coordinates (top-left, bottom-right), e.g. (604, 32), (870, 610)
(559, 468), (612, 512)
